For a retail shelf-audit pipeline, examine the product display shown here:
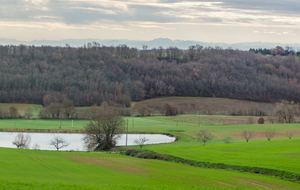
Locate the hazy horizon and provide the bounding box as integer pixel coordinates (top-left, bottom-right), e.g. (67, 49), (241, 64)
(1, 37), (300, 51)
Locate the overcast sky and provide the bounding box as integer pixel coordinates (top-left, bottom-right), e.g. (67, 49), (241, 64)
(1, 0), (300, 43)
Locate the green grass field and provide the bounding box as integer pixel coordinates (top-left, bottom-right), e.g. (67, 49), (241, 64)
(0, 148), (299, 190)
(145, 138), (300, 174)
(0, 119), (89, 131)
(0, 99), (300, 189)
(0, 103), (41, 118)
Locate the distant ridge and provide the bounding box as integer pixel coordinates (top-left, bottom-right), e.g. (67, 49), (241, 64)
(1, 38), (300, 50)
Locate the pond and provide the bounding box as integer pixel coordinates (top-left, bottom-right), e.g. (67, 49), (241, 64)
(0, 132), (176, 151)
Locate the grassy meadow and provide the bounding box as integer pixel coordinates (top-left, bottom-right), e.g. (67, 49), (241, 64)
(0, 103), (41, 118)
(0, 98), (300, 189)
(0, 119), (89, 131)
(0, 148), (300, 190)
(145, 138), (300, 174)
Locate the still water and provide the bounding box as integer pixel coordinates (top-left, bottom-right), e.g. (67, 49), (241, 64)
(0, 132), (175, 151)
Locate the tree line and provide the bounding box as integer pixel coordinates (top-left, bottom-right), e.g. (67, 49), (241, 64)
(249, 46), (300, 56)
(1, 43), (300, 107)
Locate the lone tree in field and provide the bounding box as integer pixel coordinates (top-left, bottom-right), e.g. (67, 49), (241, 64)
(134, 135), (149, 149)
(242, 130), (255, 142)
(222, 136), (233, 144)
(83, 107), (125, 151)
(197, 129), (213, 146)
(265, 128), (276, 141)
(49, 135), (69, 151)
(247, 116), (254, 124)
(12, 133), (31, 149)
(286, 130), (295, 139)
(257, 117), (265, 124)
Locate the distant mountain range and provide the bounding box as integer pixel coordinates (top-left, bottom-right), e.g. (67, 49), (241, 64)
(1, 38), (300, 51)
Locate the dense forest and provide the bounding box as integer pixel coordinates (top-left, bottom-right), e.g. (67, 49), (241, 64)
(1, 43), (300, 107)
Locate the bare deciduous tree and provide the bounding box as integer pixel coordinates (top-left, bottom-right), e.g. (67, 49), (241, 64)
(83, 107), (124, 151)
(286, 130), (295, 139)
(267, 115), (277, 124)
(247, 117), (254, 124)
(12, 133), (31, 149)
(265, 128), (276, 141)
(9, 106), (19, 118)
(24, 107), (34, 119)
(165, 103), (179, 116)
(242, 130), (255, 142)
(47, 103), (61, 119)
(61, 97), (76, 118)
(133, 136), (149, 149)
(137, 105), (151, 117)
(275, 101), (298, 123)
(49, 135), (69, 151)
(197, 129), (213, 146)
(32, 143), (40, 150)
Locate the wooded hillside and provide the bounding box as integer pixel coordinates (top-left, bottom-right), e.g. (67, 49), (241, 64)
(1, 43), (300, 106)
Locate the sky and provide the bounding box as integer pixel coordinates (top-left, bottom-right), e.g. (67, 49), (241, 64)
(1, 0), (300, 44)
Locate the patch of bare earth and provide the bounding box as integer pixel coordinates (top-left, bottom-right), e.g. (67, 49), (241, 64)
(67, 154), (146, 174)
(236, 177), (287, 189)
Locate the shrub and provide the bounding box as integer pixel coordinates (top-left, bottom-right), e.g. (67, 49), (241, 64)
(258, 117), (265, 124)
(137, 106), (151, 117)
(165, 103), (180, 116)
(223, 136), (233, 144)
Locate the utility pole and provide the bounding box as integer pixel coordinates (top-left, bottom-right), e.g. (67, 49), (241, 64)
(125, 119), (128, 149)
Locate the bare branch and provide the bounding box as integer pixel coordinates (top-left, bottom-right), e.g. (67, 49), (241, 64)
(197, 129), (213, 146)
(83, 107), (124, 151)
(286, 130), (295, 139)
(242, 130), (255, 142)
(12, 133), (31, 149)
(133, 136), (149, 149)
(49, 135), (69, 151)
(265, 128), (276, 141)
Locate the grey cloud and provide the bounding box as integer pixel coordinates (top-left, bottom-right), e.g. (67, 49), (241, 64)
(158, 0), (300, 14)
(204, 0), (300, 14)
(197, 17), (223, 23)
(126, 4), (187, 23)
(1, 0), (300, 26)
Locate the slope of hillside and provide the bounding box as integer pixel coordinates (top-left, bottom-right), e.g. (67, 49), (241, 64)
(1, 45), (300, 106)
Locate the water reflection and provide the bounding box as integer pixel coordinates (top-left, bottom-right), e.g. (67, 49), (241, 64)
(0, 132), (175, 151)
